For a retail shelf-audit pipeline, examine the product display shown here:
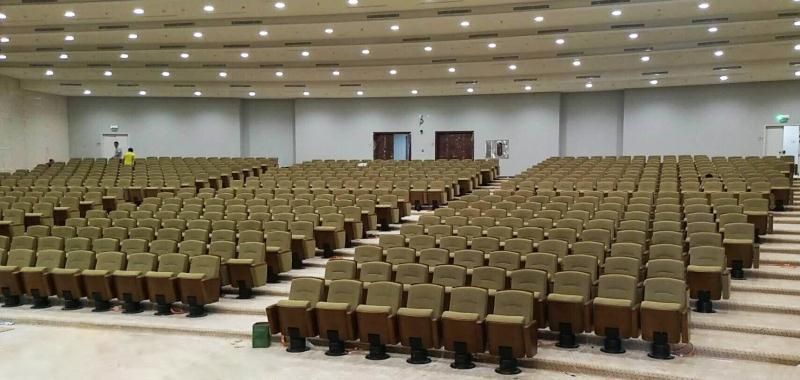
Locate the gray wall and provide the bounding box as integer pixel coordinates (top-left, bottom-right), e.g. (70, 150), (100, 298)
(62, 80), (800, 175)
(0, 75), (69, 171)
(294, 94), (561, 175)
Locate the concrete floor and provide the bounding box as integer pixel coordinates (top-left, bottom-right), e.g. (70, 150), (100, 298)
(2, 182), (800, 379)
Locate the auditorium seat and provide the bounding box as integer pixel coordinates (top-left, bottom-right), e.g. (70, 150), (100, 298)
(114, 252), (158, 313)
(324, 260), (356, 286)
(315, 279), (363, 356)
(687, 246), (730, 313)
(227, 242), (268, 298)
(81, 251), (127, 312)
(397, 283), (445, 364)
(178, 255), (222, 317)
(266, 277), (325, 352)
(19, 249), (65, 308)
(546, 271), (592, 348)
(486, 290), (538, 374)
(144, 253), (188, 315)
(640, 278), (690, 359)
(50, 250), (96, 310)
(722, 223), (757, 279)
(355, 281), (403, 360)
(593, 274), (640, 354)
(441, 286), (489, 369)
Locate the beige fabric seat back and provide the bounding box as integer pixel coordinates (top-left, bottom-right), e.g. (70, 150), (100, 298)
(689, 232), (722, 248)
(447, 287), (489, 319)
(488, 251), (521, 271)
(492, 290), (535, 325)
(562, 254), (598, 282)
(688, 246), (726, 269)
(395, 263), (429, 285)
(64, 250), (96, 270)
(405, 283), (445, 318)
(432, 265), (467, 288)
(126, 253), (158, 272)
(363, 281), (403, 314)
(324, 260), (357, 281)
(325, 279), (363, 310)
(597, 274), (637, 303)
(471, 237), (500, 254)
(509, 269), (548, 296)
(524, 252), (558, 276)
(439, 236), (467, 252)
(288, 277), (325, 306)
(65, 237), (91, 252)
(470, 266), (507, 291)
(385, 247), (416, 266)
(551, 271), (591, 303)
(453, 249), (485, 269)
(408, 235), (436, 251)
(354, 245), (382, 264)
(418, 248), (449, 268)
(155, 253), (189, 274)
(359, 261), (392, 283)
(643, 278), (686, 309)
(149, 239), (178, 255)
(649, 244), (683, 261)
(603, 257), (641, 280)
(33, 249), (66, 269)
(537, 239), (568, 259)
(503, 238), (533, 254)
(378, 234), (405, 249)
(646, 259), (686, 280)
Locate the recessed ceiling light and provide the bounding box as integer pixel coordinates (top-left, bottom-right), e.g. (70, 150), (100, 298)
(708, 27), (718, 33)
(302, 91), (310, 96)
(218, 72), (228, 78)
(534, 16), (544, 23)
(390, 25), (400, 31)
(795, 44), (800, 51)
(795, 71), (800, 77)
(411, 89), (418, 95)
(466, 88), (474, 93)
(274, 2), (286, 9)
(572, 59), (581, 67)
(324, 28), (334, 34)
(44, 70), (54, 76)
(714, 50), (725, 57)
(133, 8), (144, 15)
(161, 71), (171, 77)
(332, 70), (340, 76)
(119, 53), (129, 59)
(698, 3), (710, 10)
(64, 11), (76, 18)
(259, 30), (269, 37)
(194, 91), (203, 96)
(640, 56), (651, 62)
(249, 91), (257, 97)
(0, 13), (6, 20)
(139, 90), (147, 96)
(59, 53), (69, 60)
(240, 52), (250, 58)
(508, 64), (517, 70)
(460, 21), (470, 27)
(555, 38), (565, 45)
(103, 70), (113, 77)
(64, 35), (74, 41)
(795, 20), (800, 27)
(719, 75), (729, 81)
(203, 5), (215, 12)
(524, 85), (533, 91)
(585, 82), (594, 88)
(424, 46), (433, 52)
(0, 37), (10, 43)
(348, 0), (359, 5)
(0, 54), (6, 60)
(128, 33), (138, 40)
(611, 10), (622, 16)
(193, 32), (204, 38)
(448, 67), (456, 73)
(356, 90), (364, 96)
(488, 42), (497, 49)
(275, 71), (284, 77)
(361, 49), (370, 55)
(628, 33), (639, 39)
(83, 89), (92, 95)
(649, 79), (659, 85)
(301, 51), (310, 57)
(389, 69), (398, 75)
(180, 52), (190, 59)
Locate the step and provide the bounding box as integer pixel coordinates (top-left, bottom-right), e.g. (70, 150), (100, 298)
(747, 265), (800, 281)
(758, 242), (800, 254)
(691, 309), (800, 339)
(715, 290), (800, 315)
(759, 251), (800, 265)
(731, 277), (800, 296)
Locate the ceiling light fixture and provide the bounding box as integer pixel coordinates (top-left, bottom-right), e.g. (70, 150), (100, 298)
(628, 33), (639, 39)
(303, 91), (310, 96)
(45, 70), (54, 76)
(641, 56), (651, 62)
(59, 53), (69, 60)
(585, 82), (594, 88)
(275, 71), (284, 77)
(424, 46), (433, 52)
(218, 72), (228, 78)
(128, 33), (138, 39)
(332, 70), (340, 76)
(524, 85), (533, 91)
(466, 88), (474, 93)
(572, 59), (581, 67)
(348, 0), (359, 5)
(193, 32), (204, 38)
(649, 79), (659, 85)
(83, 89), (92, 95)
(555, 38), (565, 45)
(133, 8), (144, 15)
(119, 53), (129, 59)
(64, 11), (76, 18)
(356, 90), (364, 96)
(795, 44), (800, 51)
(719, 75), (729, 81)
(324, 28), (334, 34)
(708, 27), (718, 33)
(259, 30), (269, 37)
(390, 25), (400, 31)
(274, 2), (286, 9)
(240, 52), (250, 58)
(611, 10), (622, 16)
(180, 52), (190, 59)
(389, 69), (397, 75)
(301, 51), (310, 57)
(203, 5), (215, 12)
(0, 12), (6, 20)
(0, 54), (6, 60)
(411, 90), (418, 95)
(194, 91), (203, 96)
(361, 49), (370, 55)
(795, 20), (800, 27)
(714, 50), (724, 57)
(249, 91), (257, 97)
(139, 90), (147, 96)
(64, 35), (75, 41)
(698, 3), (710, 10)
(795, 71), (800, 77)
(460, 20), (470, 27)
(448, 67), (456, 73)
(0, 37), (9, 43)
(161, 71), (171, 77)
(508, 64), (517, 70)
(103, 70), (113, 77)
(488, 42), (497, 49)
(534, 16), (544, 22)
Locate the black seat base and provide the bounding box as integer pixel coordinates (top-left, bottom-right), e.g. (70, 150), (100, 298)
(62, 296), (83, 311)
(186, 298), (207, 318)
(495, 346), (522, 375)
(730, 260), (745, 280)
(30, 295), (51, 309)
(365, 334), (389, 360)
(556, 322), (579, 349)
(90, 293), (111, 312)
(647, 332), (675, 360)
(154, 299), (173, 316)
(600, 328), (626, 354)
(450, 341), (476, 370)
(324, 330), (347, 356)
(406, 337), (431, 365)
(694, 290), (715, 313)
(236, 281), (254, 299)
(286, 328), (309, 353)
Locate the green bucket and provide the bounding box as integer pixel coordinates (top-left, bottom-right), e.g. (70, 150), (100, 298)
(252, 322), (271, 348)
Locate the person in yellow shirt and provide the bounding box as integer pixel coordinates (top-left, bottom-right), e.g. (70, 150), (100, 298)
(123, 148), (136, 166)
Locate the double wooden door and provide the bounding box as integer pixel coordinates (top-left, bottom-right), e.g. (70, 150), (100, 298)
(435, 131), (474, 160)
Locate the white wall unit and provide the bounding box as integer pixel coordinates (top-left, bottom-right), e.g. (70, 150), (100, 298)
(561, 91), (624, 157)
(0, 75), (68, 171)
(294, 94), (561, 175)
(240, 100), (295, 166)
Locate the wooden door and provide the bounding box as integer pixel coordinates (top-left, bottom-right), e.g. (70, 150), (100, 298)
(373, 133), (395, 160)
(436, 131), (475, 159)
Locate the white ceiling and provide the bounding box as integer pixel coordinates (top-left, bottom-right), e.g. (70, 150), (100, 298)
(0, 0), (798, 99)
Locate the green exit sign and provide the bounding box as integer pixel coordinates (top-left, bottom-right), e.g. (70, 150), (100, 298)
(776, 114), (791, 124)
